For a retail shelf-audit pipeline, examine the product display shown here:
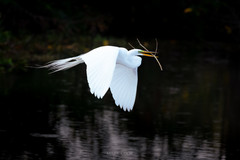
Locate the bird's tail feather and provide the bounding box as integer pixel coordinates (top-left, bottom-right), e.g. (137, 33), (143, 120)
(40, 55), (84, 73)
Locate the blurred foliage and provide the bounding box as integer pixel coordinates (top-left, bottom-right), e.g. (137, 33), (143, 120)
(0, 30), (128, 73)
(0, 0), (111, 35)
(0, 0), (239, 41)
(0, 0), (240, 73)
(0, 57), (14, 73)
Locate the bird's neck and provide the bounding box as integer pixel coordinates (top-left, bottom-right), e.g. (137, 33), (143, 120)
(117, 49), (142, 69)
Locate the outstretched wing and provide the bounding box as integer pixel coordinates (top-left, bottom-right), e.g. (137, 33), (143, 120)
(110, 64), (138, 111)
(81, 46), (119, 99)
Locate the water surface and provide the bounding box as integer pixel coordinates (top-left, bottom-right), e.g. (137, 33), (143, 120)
(0, 43), (239, 159)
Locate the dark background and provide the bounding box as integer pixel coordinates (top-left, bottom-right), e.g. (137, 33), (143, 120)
(1, 1), (240, 159)
(0, 0), (239, 41)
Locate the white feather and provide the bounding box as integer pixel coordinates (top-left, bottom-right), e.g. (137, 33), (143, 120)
(41, 56), (83, 73)
(81, 46), (119, 99)
(40, 45), (149, 111)
(110, 64), (138, 111)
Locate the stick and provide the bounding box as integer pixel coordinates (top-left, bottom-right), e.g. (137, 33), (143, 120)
(128, 42), (135, 49)
(155, 38), (158, 55)
(137, 38), (163, 71)
(137, 38), (149, 51)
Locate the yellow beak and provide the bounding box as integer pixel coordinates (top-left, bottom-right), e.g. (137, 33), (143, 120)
(139, 50), (158, 57)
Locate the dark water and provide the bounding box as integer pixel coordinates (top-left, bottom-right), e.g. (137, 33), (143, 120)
(0, 44), (240, 160)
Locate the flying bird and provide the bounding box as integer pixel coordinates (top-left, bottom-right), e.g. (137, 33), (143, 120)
(41, 43), (162, 111)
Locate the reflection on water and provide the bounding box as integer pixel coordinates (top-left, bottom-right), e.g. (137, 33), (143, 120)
(0, 46), (239, 159)
(55, 106), (224, 160)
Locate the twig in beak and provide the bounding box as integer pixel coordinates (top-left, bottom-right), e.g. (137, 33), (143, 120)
(153, 54), (163, 71)
(155, 38), (158, 55)
(153, 39), (163, 71)
(128, 42), (135, 49)
(138, 38), (163, 71)
(137, 38), (149, 51)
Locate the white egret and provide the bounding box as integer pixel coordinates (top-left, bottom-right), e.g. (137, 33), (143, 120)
(41, 45), (162, 111)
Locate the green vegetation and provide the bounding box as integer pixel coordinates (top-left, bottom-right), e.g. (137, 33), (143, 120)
(0, 31), (129, 73)
(0, 0), (239, 73)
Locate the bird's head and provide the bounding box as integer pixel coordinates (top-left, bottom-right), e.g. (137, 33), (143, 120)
(128, 49), (157, 57)
(128, 49), (163, 71)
